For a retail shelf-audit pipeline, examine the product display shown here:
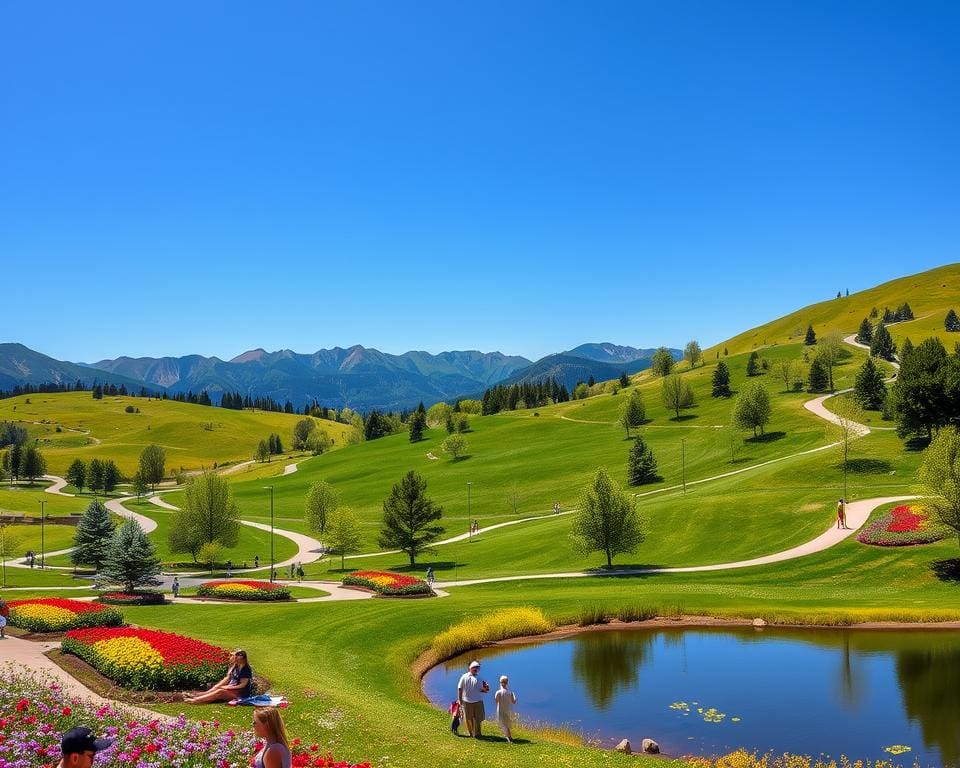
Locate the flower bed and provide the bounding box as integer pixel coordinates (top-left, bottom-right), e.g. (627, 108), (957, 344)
(857, 504), (950, 547)
(97, 591), (166, 606)
(342, 570), (433, 596)
(195, 580), (292, 601)
(0, 668), (369, 767)
(6, 598), (124, 632)
(61, 627), (229, 690)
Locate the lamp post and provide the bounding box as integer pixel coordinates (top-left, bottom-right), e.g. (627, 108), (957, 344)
(39, 499), (46, 568)
(467, 482), (472, 541)
(681, 439), (686, 495)
(264, 486), (274, 581)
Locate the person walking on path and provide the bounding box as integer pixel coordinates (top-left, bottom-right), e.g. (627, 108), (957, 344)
(254, 555), (259, 569)
(296, 564), (304, 583)
(171, 577), (180, 600)
(836, 499), (847, 529)
(457, 660), (489, 738)
(553, 501), (561, 515)
(426, 566), (435, 586)
(494, 675), (517, 743)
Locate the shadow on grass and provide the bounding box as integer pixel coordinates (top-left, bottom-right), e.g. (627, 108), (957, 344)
(669, 414), (698, 422)
(905, 436), (931, 452)
(931, 558), (960, 583)
(836, 458), (893, 474)
(583, 563), (664, 575)
(745, 431), (786, 443)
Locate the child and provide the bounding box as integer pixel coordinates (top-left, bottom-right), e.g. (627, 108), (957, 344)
(448, 700), (461, 734)
(494, 675), (517, 742)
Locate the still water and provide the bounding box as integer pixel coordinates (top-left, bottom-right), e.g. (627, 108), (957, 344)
(422, 628), (960, 766)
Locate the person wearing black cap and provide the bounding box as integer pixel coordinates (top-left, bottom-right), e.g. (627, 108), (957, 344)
(57, 726), (114, 767)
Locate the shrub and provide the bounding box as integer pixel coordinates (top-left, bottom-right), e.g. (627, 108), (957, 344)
(615, 604), (658, 622)
(97, 591), (166, 606)
(431, 607), (554, 660)
(196, 580), (291, 601)
(6, 598), (124, 632)
(576, 606), (610, 627)
(342, 570), (432, 596)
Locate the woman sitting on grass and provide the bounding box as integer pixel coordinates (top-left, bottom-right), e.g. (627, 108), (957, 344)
(185, 649), (253, 703)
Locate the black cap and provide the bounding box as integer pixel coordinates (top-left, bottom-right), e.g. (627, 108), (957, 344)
(61, 727), (114, 755)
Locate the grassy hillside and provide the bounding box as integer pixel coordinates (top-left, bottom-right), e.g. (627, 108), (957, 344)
(711, 262), (960, 356)
(0, 392), (344, 476)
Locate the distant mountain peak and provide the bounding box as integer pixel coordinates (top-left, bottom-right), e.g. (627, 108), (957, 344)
(230, 348), (268, 363)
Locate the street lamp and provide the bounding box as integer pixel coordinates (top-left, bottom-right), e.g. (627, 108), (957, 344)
(264, 486), (274, 582)
(467, 482), (472, 541)
(39, 499), (46, 568)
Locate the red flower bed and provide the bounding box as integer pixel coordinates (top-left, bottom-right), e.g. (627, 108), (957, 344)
(342, 570), (432, 596)
(857, 504), (949, 547)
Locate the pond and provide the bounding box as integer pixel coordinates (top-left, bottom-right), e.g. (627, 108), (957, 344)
(422, 627), (960, 766)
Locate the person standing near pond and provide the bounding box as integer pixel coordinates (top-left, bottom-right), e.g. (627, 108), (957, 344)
(836, 499), (847, 529)
(457, 660), (489, 738)
(494, 675), (517, 742)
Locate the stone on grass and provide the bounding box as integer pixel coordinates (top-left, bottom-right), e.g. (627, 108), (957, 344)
(752, 618), (767, 627)
(642, 738), (660, 754)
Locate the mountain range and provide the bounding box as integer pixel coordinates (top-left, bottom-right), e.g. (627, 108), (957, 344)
(0, 342), (675, 411)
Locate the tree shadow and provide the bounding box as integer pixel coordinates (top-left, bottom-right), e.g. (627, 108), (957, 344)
(745, 431), (786, 443)
(584, 564), (664, 575)
(837, 458), (893, 474)
(906, 436), (931, 452)
(451, 455), (472, 462)
(930, 559), (960, 583)
(629, 476), (663, 487)
(670, 414), (698, 422)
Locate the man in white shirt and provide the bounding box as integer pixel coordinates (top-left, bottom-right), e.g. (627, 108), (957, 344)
(457, 660), (489, 738)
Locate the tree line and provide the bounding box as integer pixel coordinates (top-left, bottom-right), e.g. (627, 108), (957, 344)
(481, 377), (570, 415)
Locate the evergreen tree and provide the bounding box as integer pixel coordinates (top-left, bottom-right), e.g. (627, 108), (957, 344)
(102, 460), (121, 493)
(19, 446), (46, 484)
(901, 337), (914, 357)
(445, 412), (456, 434)
(869, 306), (878, 318)
(619, 371), (630, 388)
(587, 375), (596, 387)
(650, 347), (674, 377)
(97, 519), (162, 594)
(619, 389), (646, 437)
(65, 459), (86, 494)
(378, 471), (444, 566)
(882, 307), (896, 323)
(870, 322), (897, 361)
(746, 351), (761, 376)
(804, 325), (817, 345)
(627, 437), (658, 485)
(808, 357), (829, 392)
(894, 302), (914, 321)
(88, 459), (105, 493)
(946, 309), (960, 332)
(890, 337), (949, 440)
(732, 380), (772, 437)
(711, 361), (732, 397)
(853, 357), (887, 410)
(856, 318), (873, 345)
(70, 500), (115, 569)
(255, 439), (270, 463)
(571, 468), (644, 567)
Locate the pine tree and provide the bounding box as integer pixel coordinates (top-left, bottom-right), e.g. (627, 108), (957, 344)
(255, 439), (270, 463)
(808, 356), (829, 392)
(853, 357), (887, 410)
(946, 309), (960, 332)
(746, 351), (761, 376)
(408, 409), (426, 442)
(882, 307), (895, 323)
(97, 519), (162, 594)
(619, 390), (646, 437)
(804, 325), (817, 345)
(65, 459), (86, 494)
(856, 318), (873, 345)
(19, 446), (46, 484)
(619, 371), (630, 388)
(102, 460), (121, 492)
(900, 337), (913, 358)
(378, 471), (444, 566)
(70, 500), (115, 569)
(870, 322), (897, 361)
(711, 361), (731, 397)
(627, 437), (658, 485)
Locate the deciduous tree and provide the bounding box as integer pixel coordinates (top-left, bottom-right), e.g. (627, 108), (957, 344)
(293, 418), (317, 450)
(441, 434), (468, 460)
(168, 472), (241, 562)
(305, 481), (337, 543)
(683, 340), (702, 369)
(326, 507), (363, 570)
(918, 426), (960, 549)
(66, 459), (86, 494)
(661, 375), (694, 419)
(571, 468), (644, 567)
(139, 444), (166, 490)
(650, 347), (674, 377)
(732, 380), (771, 437)
(619, 390), (646, 437)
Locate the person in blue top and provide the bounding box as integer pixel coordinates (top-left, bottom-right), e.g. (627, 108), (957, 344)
(185, 649), (253, 703)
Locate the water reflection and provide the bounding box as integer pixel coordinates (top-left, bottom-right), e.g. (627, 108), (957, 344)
(422, 628), (960, 766)
(571, 631), (653, 710)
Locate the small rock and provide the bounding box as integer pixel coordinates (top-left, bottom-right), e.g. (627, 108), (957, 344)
(615, 739), (632, 754)
(752, 618), (767, 627)
(642, 738), (660, 754)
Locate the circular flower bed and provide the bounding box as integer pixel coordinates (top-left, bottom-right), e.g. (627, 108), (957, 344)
(6, 598), (124, 632)
(62, 626), (229, 691)
(97, 591), (166, 606)
(0, 668), (370, 767)
(857, 504), (950, 546)
(196, 580), (292, 601)
(342, 570), (433, 596)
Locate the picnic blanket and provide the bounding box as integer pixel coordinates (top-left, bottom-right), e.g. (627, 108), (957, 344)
(229, 694), (288, 707)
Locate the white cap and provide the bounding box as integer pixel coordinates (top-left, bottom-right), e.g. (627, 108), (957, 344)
(469, 660), (480, 669)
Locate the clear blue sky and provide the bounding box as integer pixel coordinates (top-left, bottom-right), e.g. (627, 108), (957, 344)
(2, 2), (957, 363)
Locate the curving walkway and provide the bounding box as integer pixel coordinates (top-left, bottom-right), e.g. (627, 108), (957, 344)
(42, 474), (74, 496)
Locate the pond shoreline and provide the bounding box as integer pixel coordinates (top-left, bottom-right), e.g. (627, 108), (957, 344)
(413, 614), (960, 680)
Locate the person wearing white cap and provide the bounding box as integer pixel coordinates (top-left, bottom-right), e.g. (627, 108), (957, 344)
(457, 659), (489, 738)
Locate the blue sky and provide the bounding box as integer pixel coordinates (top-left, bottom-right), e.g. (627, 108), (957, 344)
(2, 2), (957, 363)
